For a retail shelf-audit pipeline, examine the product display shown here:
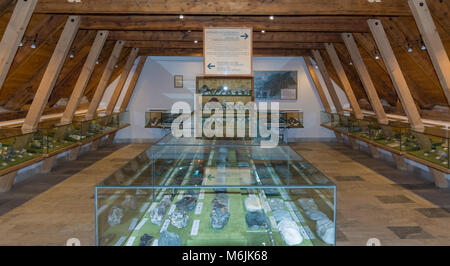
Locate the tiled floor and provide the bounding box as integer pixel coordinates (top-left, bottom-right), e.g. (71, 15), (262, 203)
(0, 141), (448, 246)
(291, 142), (450, 246)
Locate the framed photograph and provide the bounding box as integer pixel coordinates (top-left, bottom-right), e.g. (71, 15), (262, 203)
(174, 75), (183, 88)
(254, 71), (298, 100)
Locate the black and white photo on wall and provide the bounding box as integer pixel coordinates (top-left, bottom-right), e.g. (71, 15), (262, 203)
(254, 71), (298, 100)
(174, 75), (183, 88)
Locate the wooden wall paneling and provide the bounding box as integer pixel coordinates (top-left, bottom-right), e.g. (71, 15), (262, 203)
(426, 0), (450, 36)
(311, 49), (344, 114)
(105, 47), (139, 114)
(325, 43), (363, 119)
(120, 55), (146, 112)
(409, 0), (450, 105)
(368, 19), (424, 131)
(61, 30), (109, 124)
(342, 33), (388, 124)
(85, 40), (125, 120)
(21, 16), (81, 133)
(304, 56), (331, 113)
(0, 0), (38, 91)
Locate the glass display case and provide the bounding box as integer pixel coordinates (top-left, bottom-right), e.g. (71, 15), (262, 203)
(39, 122), (82, 154)
(80, 112), (128, 141)
(95, 134), (336, 246)
(0, 128), (43, 171)
(145, 110), (182, 129)
(402, 127), (448, 167)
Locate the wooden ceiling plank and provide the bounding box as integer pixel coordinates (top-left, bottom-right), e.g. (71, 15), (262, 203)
(105, 47), (139, 115)
(342, 33), (388, 124)
(80, 15), (370, 32)
(409, 0), (450, 105)
(85, 40), (125, 120)
(21, 16), (81, 133)
(304, 56), (331, 113)
(34, 0), (411, 16)
(325, 43), (363, 119)
(120, 56), (146, 112)
(0, 0), (38, 92)
(311, 49), (343, 114)
(61, 30), (109, 125)
(125, 41), (325, 50)
(368, 19), (424, 131)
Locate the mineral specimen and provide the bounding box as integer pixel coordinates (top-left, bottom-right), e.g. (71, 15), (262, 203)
(268, 198), (285, 211)
(244, 196), (262, 212)
(107, 206), (123, 226)
(170, 210), (189, 229)
(278, 219), (303, 246)
(150, 196), (171, 225)
(176, 196), (197, 211)
(158, 231), (181, 246)
(305, 209), (328, 221)
(273, 210), (292, 223)
(139, 233), (154, 246)
(297, 198), (318, 211)
(316, 218), (335, 245)
(245, 211), (268, 229)
(210, 209), (230, 230)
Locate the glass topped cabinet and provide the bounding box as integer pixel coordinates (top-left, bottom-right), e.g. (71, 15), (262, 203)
(95, 134), (336, 246)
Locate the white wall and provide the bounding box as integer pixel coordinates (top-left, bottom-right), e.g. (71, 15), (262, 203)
(109, 56), (349, 142)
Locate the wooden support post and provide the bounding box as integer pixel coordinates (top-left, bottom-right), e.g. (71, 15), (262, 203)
(61, 30), (109, 125)
(120, 56), (147, 112)
(325, 43), (363, 119)
(0, 0), (38, 91)
(341, 33), (389, 125)
(311, 50), (344, 114)
(21, 16), (81, 133)
(41, 156), (57, 174)
(368, 143), (381, 159)
(428, 167), (449, 189)
(85, 40), (125, 120)
(91, 139), (101, 151)
(334, 132), (344, 143)
(105, 133), (116, 145)
(348, 137), (359, 150)
(367, 19), (424, 132)
(68, 146), (81, 161)
(304, 56), (332, 113)
(0, 170), (18, 193)
(408, 0), (450, 105)
(106, 47), (139, 115)
(392, 153), (407, 171)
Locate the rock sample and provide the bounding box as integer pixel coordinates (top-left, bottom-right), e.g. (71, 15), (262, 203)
(245, 211), (268, 229)
(120, 195), (137, 210)
(278, 219), (303, 246)
(210, 193), (230, 230)
(273, 210), (291, 223)
(139, 233), (154, 246)
(158, 231), (181, 246)
(297, 198), (318, 211)
(107, 206), (124, 226)
(176, 196), (197, 211)
(268, 198), (285, 211)
(150, 195), (171, 225)
(170, 210), (189, 229)
(305, 210), (328, 221)
(244, 196), (262, 212)
(316, 218), (335, 245)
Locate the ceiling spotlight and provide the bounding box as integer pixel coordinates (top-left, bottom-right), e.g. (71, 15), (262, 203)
(19, 42), (23, 47)
(179, 14), (184, 19)
(261, 29), (266, 33)
(96, 60), (99, 65)
(114, 64), (118, 68)
(349, 61), (353, 66)
(187, 29), (191, 33)
(407, 46), (413, 53)
(375, 54), (379, 60)
(421, 42), (426, 51)
(30, 43), (36, 49)
(194, 40), (198, 44)
(314, 65), (319, 69)
(269, 15), (274, 20)
(69, 53), (74, 59)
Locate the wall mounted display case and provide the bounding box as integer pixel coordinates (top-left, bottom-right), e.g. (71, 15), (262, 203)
(197, 76), (254, 108)
(145, 110), (182, 129)
(320, 111), (449, 169)
(0, 128), (43, 171)
(95, 134), (336, 246)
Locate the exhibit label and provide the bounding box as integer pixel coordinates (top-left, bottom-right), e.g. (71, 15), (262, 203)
(204, 27), (253, 76)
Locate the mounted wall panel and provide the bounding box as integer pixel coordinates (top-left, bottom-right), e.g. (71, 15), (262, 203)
(367, 19), (424, 131)
(408, 0), (450, 105)
(325, 43), (363, 119)
(342, 33), (388, 125)
(106, 47), (139, 114)
(0, 0), (38, 91)
(85, 40), (125, 120)
(21, 16), (81, 133)
(120, 56), (147, 112)
(311, 49), (343, 114)
(61, 30), (109, 125)
(304, 56), (331, 113)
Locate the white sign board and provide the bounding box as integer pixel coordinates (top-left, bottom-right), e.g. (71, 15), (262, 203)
(203, 27), (253, 76)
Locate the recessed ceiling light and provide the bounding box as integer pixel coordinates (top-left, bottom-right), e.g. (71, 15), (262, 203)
(349, 62), (353, 65)
(194, 40), (198, 43)
(19, 42), (23, 47)
(375, 55), (379, 60)
(269, 15), (274, 20)
(179, 14), (184, 19)
(261, 29), (266, 33)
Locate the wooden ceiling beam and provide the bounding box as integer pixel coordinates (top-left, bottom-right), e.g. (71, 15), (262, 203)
(108, 31), (344, 43)
(137, 48), (311, 57)
(125, 41), (325, 50)
(120, 56), (146, 112)
(34, 0), (411, 16)
(80, 15), (370, 32)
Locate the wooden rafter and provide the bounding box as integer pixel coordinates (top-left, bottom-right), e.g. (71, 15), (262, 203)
(120, 56), (146, 112)
(304, 56), (331, 113)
